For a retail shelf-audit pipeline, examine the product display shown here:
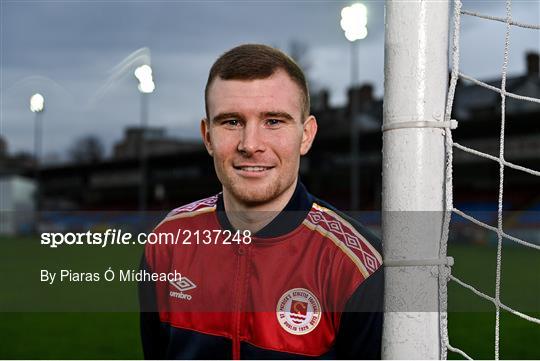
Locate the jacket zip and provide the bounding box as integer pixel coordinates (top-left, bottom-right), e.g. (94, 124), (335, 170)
(232, 244), (247, 359)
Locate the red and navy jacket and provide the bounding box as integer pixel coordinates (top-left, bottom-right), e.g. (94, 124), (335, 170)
(139, 182), (383, 359)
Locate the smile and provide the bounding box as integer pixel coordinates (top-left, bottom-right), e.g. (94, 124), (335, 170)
(233, 165), (275, 177)
(234, 166), (273, 172)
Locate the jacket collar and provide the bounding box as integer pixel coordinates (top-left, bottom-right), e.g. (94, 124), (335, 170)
(216, 180), (313, 238)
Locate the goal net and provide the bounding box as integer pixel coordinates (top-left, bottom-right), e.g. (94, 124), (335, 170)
(382, 0), (539, 359)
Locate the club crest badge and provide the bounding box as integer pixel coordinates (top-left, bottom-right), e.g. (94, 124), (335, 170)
(276, 288), (321, 335)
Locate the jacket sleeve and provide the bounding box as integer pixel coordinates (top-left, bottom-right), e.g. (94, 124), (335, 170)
(335, 266), (384, 359)
(138, 253), (169, 359)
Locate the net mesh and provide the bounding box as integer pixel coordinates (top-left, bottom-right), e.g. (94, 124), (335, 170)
(441, 0), (540, 359)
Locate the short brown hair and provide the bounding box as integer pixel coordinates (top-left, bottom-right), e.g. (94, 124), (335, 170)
(204, 44), (310, 120)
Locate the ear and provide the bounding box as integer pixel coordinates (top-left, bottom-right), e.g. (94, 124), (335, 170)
(200, 118), (213, 156)
(300, 115), (318, 156)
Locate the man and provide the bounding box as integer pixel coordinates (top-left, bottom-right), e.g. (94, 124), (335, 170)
(139, 44), (383, 359)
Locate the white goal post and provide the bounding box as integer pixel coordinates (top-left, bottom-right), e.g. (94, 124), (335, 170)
(382, 0), (451, 359)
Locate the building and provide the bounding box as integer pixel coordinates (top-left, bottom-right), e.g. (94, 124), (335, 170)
(113, 127), (202, 159)
(0, 174), (35, 234)
(450, 51), (540, 211)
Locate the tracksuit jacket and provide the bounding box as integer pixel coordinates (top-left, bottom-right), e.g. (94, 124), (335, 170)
(139, 182), (384, 359)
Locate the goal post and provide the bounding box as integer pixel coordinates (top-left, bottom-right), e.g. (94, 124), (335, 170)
(382, 0), (450, 359)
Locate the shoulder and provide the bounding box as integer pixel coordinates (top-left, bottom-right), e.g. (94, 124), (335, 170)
(166, 194), (219, 217)
(155, 194), (219, 230)
(303, 197), (383, 279)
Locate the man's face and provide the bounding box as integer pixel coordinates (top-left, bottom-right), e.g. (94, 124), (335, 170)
(202, 69), (317, 206)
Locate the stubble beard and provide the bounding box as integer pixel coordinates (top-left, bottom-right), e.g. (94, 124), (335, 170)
(216, 165), (294, 208)
(224, 174), (285, 207)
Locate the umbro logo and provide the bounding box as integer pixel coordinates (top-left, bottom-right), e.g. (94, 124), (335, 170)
(170, 276), (197, 292)
(169, 276), (197, 301)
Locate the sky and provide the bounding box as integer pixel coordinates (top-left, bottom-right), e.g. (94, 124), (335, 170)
(1, 0), (539, 162)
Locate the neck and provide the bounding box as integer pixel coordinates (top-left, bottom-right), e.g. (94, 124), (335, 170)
(222, 179), (298, 234)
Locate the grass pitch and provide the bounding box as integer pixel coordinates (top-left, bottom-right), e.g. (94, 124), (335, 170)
(447, 242), (540, 359)
(0, 237), (538, 359)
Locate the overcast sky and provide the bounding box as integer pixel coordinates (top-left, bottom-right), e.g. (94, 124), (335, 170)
(1, 0), (539, 162)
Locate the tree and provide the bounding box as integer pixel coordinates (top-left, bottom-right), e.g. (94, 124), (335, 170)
(69, 135), (104, 164)
(288, 39), (321, 92)
(288, 39), (311, 76)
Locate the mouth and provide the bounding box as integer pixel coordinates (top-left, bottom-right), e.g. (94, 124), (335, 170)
(233, 165), (274, 172)
(233, 164), (274, 179)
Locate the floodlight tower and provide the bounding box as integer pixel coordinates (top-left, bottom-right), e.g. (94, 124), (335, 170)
(340, 3), (367, 211)
(134, 64), (155, 213)
(30, 93), (45, 213)
(341, 3), (368, 86)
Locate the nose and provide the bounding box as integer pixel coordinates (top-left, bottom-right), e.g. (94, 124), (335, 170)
(238, 122), (265, 155)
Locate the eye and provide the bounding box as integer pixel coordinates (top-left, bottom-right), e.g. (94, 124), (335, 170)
(265, 119), (282, 127)
(222, 119), (241, 127)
